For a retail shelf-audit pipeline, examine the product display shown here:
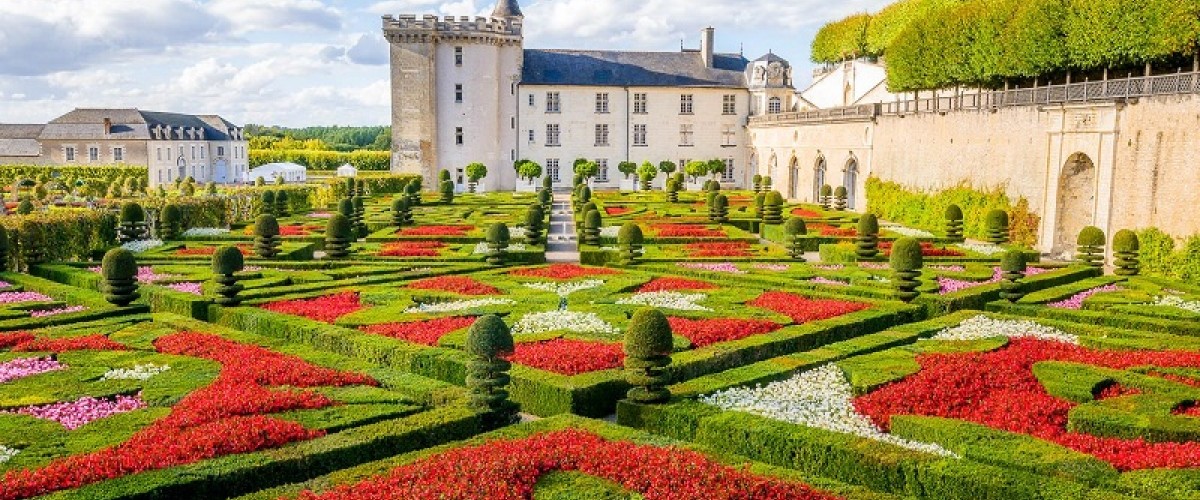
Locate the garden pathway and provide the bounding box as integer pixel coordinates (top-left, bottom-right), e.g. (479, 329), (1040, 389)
(545, 194), (580, 263)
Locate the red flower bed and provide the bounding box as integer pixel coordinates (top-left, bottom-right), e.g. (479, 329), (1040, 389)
(748, 292), (870, 324)
(362, 317), (477, 346)
(12, 334), (128, 353)
(652, 224), (727, 238)
(407, 276), (500, 295)
(175, 245), (251, 257)
(0, 332), (35, 349)
(506, 339), (624, 375)
(791, 208), (822, 218)
(879, 241), (965, 257)
(810, 224), (857, 237)
(605, 207), (631, 216)
(292, 429), (838, 500)
(637, 277), (717, 293)
(378, 241), (445, 257)
(667, 317), (782, 348)
(1095, 382), (1142, 400)
(243, 225), (320, 237)
(398, 225), (473, 237)
(854, 338), (1200, 471)
(510, 264), (620, 280)
(685, 242), (751, 257)
(261, 292), (363, 323)
(0, 333), (376, 499)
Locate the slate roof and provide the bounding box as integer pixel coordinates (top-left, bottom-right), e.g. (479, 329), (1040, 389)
(37, 109), (238, 141)
(0, 125), (46, 157)
(492, 0), (523, 18)
(522, 49), (750, 88)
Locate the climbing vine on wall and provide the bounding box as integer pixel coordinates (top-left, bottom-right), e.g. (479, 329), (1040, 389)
(864, 176), (1038, 247)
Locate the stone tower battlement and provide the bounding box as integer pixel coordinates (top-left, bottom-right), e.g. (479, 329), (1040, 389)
(382, 14), (523, 45)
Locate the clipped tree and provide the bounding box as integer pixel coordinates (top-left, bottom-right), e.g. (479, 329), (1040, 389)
(260, 191), (276, 217)
(618, 161), (638, 181)
(100, 248), (140, 306)
(785, 217), (808, 261)
(1113, 230), (1141, 277)
(16, 199), (33, 215)
(762, 176), (773, 191)
(352, 196), (368, 238)
(1076, 226), (1106, 268)
(255, 177), (266, 187)
(524, 204), (545, 245)
(180, 182), (195, 197)
(999, 249), (1027, 303)
(465, 315), (518, 426)
(754, 192), (766, 220)
(658, 160), (677, 177)
(684, 160), (710, 184)
(834, 186), (848, 211)
(158, 204), (182, 241)
(577, 185), (592, 209)
(665, 179), (680, 203)
(486, 223), (510, 266)
(672, 172), (685, 191)
(345, 177), (357, 197)
(986, 209), (1010, 245)
(637, 161), (658, 191)
(753, 174), (764, 193)
(710, 194), (729, 224)
(542, 174), (553, 191)
(617, 223), (644, 266)
(537, 188), (552, 212)
(117, 202), (147, 243)
(212, 246), (244, 306)
(944, 204), (965, 243)
(856, 214), (880, 260)
(440, 180), (455, 204)
(274, 175), (285, 186)
(253, 215), (282, 258)
(820, 184), (834, 210)
(517, 161), (545, 185)
(275, 190), (290, 217)
(206, 182), (217, 196)
(392, 197), (411, 228)
(439, 169), (452, 184)
(325, 214), (353, 259)
(762, 191), (784, 224)
(405, 179), (421, 206)
(890, 237), (924, 303)
(466, 163), (487, 193)
(624, 308), (673, 404)
(583, 209), (602, 246)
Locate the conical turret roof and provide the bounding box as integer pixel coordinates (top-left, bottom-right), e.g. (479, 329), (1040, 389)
(492, 0), (523, 18)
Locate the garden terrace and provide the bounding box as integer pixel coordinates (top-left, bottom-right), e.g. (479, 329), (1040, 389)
(986, 275), (1200, 337)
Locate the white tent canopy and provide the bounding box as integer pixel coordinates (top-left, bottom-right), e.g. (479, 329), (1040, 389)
(336, 164), (358, 177)
(249, 162), (307, 184)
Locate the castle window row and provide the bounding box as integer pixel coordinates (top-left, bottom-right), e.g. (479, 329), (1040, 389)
(529, 92), (738, 116)
(529, 123), (738, 148)
(62, 145), (127, 163)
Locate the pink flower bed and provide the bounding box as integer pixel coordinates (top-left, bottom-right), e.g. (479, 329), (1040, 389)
(30, 306), (87, 318)
(813, 265), (844, 271)
(753, 263), (790, 272)
(166, 283), (204, 295)
(1048, 284), (1123, 310)
(0, 292), (53, 304)
(938, 267), (1050, 295)
(809, 277), (850, 287)
(0, 357), (66, 384)
(858, 262), (889, 270)
(677, 262), (745, 274)
(88, 266), (179, 284)
(930, 265), (967, 272)
(9, 393), (146, 430)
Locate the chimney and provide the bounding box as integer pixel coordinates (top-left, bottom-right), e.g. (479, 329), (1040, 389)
(701, 27), (715, 68)
(103, 118), (112, 135)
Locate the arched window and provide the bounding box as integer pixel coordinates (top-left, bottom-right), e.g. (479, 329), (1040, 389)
(843, 157), (859, 210)
(813, 156), (827, 203)
(768, 97), (782, 114)
(768, 154), (778, 182)
(788, 157), (800, 199)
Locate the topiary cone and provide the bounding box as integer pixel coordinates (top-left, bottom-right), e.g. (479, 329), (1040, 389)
(440, 180), (454, 204)
(986, 210), (1010, 245)
(762, 191), (784, 225)
(1112, 230), (1140, 277)
(820, 184), (833, 210)
(253, 215), (282, 258)
(785, 217), (808, 261)
(890, 237), (924, 303)
(101, 248), (140, 306)
(1076, 226), (1106, 268)
(325, 214), (353, 259)
(617, 222), (644, 266)
(159, 204), (182, 241)
(260, 191), (276, 217)
(944, 204), (964, 243)
(275, 190), (290, 217)
(624, 308), (673, 404)
(212, 246), (244, 306)
(582, 209), (602, 246)
(856, 214), (880, 260)
(486, 223), (510, 266)
(465, 315), (518, 427)
(834, 186), (848, 211)
(352, 196), (367, 238)
(524, 204), (544, 245)
(999, 249), (1027, 303)
(392, 197), (410, 228)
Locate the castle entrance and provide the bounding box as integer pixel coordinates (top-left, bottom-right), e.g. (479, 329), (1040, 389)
(1052, 153), (1097, 255)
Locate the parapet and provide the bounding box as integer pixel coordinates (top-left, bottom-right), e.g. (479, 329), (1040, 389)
(382, 13), (523, 44)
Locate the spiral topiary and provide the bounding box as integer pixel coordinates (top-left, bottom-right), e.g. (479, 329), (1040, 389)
(344, 177), (356, 197)
(762, 175), (773, 191)
(465, 314), (518, 427)
(617, 222), (644, 266)
(338, 198), (355, 219)
(391, 197), (411, 228)
(944, 204), (965, 243)
(834, 186), (848, 211)
(542, 175), (553, 190)
(820, 184), (833, 210)
(999, 249), (1027, 303)
(101, 248), (140, 306)
(117, 202), (147, 243)
(666, 179), (679, 203)
(353, 196), (367, 238)
(986, 209), (1010, 245)
(524, 204), (545, 245)
(1076, 226), (1106, 268)
(785, 217), (808, 261)
(762, 191), (784, 225)
(440, 180), (454, 204)
(890, 237), (924, 303)
(753, 174), (763, 193)
(486, 223), (510, 266)
(583, 209), (602, 246)
(1113, 230), (1140, 277)
(325, 214), (353, 259)
(538, 188), (552, 211)
(158, 204), (182, 241)
(211, 246), (244, 306)
(578, 186), (592, 207)
(856, 214), (880, 260)
(405, 180), (421, 206)
(260, 191), (276, 217)
(253, 215), (282, 258)
(275, 190), (290, 217)
(624, 308), (673, 404)
(711, 194), (729, 223)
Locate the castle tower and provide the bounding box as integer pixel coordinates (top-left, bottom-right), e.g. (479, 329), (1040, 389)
(383, 0), (524, 189)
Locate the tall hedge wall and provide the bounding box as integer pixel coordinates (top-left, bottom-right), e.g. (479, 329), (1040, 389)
(812, 14), (873, 63)
(0, 211), (117, 271)
(250, 150), (390, 171)
(865, 176), (1039, 246)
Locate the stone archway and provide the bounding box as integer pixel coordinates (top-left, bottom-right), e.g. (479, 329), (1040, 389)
(843, 156), (859, 210)
(1053, 153), (1098, 255)
(788, 157), (800, 199)
(813, 156), (827, 203)
(768, 154), (778, 184)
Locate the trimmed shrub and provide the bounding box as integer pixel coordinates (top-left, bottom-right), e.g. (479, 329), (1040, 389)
(466, 314), (518, 428)
(391, 197), (411, 228)
(762, 176), (773, 191)
(275, 190), (290, 217)
(820, 184), (834, 210)
(890, 237), (924, 303)
(710, 194), (729, 224)
(666, 179), (680, 203)
(524, 204), (545, 245)
(405, 180), (421, 206)
(583, 209), (602, 246)
(856, 213), (880, 260)
(834, 186), (848, 211)
(538, 188), (552, 211)
(785, 217), (808, 261)
(753, 174), (763, 193)
(1000, 249), (1028, 302)
(353, 196), (367, 238)
(16, 199), (33, 215)
(986, 209), (1010, 245)
(117, 202), (147, 243)
(158, 204), (182, 241)
(1076, 226), (1105, 268)
(762, 191), (784, 225)
(542, 174), (553, 190)
(253, 215), (282, 258)
(617, 222), (644, 266)
(439, 169), (452, 183)
(486, 223), (510, 266)
(754, 192), (765, 220)
(624, 308), (673, 404)
(578, 186), (592, 206)
(260, 191), (276, 217)
(212, 245), (244, 307)
(325, 214), (353, 259)
(338, 198), (355, 219)
(1113, 229), (1140, 277)
(439, 180), (454, 204)
(100, 248), (139, 306)
(945, 204), (965, 243)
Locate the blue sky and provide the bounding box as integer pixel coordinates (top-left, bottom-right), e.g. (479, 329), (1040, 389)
(0, 0), (889, 127)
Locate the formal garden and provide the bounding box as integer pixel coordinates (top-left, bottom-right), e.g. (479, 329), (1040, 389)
(0, 164), (1198, 498)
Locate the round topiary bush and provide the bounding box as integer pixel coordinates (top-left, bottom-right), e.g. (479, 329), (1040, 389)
(16, 199), (33, 215)
(834, 186), (848, 211)
(120, 202), (145, 223)
(944, 204), (965, 243)
(465, 314), (518, 427)
(890, 237), (924, 303)
(392, 197), (411, 228)
(101, 248), (140, 307)
(325, 214), (353, 259)
(1076, 226), (1106, 268)
(117, 202), (147, 243)
(785, 217), (808, 261)
(617, 222), (644, 266)
(624, 308), (673, 404)
(1000, 249), (1027, 303)
(1113, 229), (1140, 277)
(753, 174), (763, 193)
(524, 204), (545, 245)
(260, 191), (276, 217)
(486, 223), (510, 266)
(762, 191), (784, 225)
(405, 180), (421, 206)
(856, 214), (880, 260)
(986, 209), (1010, 245)
(820, 184), (834, 210)
(159, 204), (182, 241)
(211, 246), (244, 306)
(254, 215), (282, 258)
(542, 175), (553, 191)
(583, 209), (602, 246)
(440, 180), (454, 204)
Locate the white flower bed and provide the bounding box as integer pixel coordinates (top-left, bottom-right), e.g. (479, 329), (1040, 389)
(617, 291), (711, 311)
(702, 364), (955, 457)
(472, 242), (527, 255)
(404, 298), (515, 314)
(182, 228), (230, 237)
(102, 364), (171, 381)
(523, 280), (605, 297)
(1156, 295), (1200, 315)
(121, 239), (164, 254)
(600, 226), (621, 238)
(0, 445), (17, 464)
(958, 242), (1006, 256)
(931, 315), (1078, 344)
(882, 224), (935, 238)
(511, 310), (618, 336)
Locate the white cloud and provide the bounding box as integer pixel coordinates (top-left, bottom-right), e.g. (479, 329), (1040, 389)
(208, 0), (343, 34)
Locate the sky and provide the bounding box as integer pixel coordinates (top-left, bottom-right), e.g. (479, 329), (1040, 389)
(0, 0), (889, 127)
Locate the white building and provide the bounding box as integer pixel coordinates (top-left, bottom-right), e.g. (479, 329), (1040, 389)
(383, 0), (795, 191)
(337, 164), (358, 177)
(249, 163), (307, 184)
